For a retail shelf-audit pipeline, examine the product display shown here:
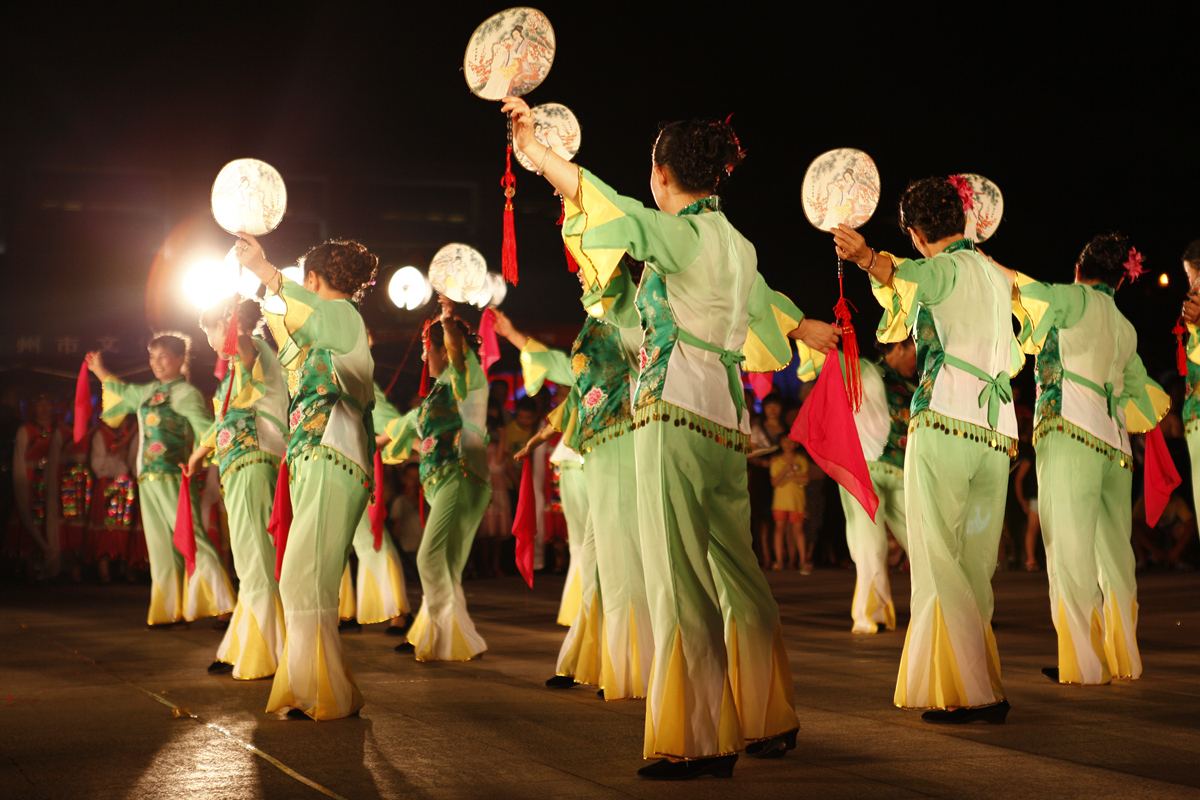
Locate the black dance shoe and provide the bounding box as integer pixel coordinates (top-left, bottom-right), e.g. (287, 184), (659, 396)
(394, 642), (415, 654)
(544, 675), (576, 689)
(596, 689), (605, 700)
(1041, 667), (1060, 683)
(207, 660), (233, 675)
(921, 700), (1010, 725)
(637, 754), (737, 780)
(338, 619), (362, 633)
(745, 727), (799, 759)
(385, 617), (412, 636)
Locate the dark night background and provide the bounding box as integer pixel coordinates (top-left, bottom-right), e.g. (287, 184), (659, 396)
(2, 3), (1198, 402)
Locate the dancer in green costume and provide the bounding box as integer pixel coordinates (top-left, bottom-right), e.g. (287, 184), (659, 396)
(337, 378), (412, 634)
(504, 95), (839, 778)
(496, 297), (654, 700)
(1001, 234), (1168, 685)
(237, 233), (379, 720)
(798, 340), (917, 634)
(1179, 240), (1200, 542)
(186, 299), (288, 679)
(834, 176), (1023, 724)
(382, 298), (491, 662)
(89, 335), (235, 626)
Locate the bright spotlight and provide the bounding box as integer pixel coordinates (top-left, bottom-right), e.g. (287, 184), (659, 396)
(388, 266), (432, 311)
(1159, 273), (1170, 287)
(263, 265), (304, 315)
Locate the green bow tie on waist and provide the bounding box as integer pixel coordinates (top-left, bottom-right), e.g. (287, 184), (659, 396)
(1064, 369), (1117, 418)
(675, 327), (747, 419)
(943, 353), (1013, 430)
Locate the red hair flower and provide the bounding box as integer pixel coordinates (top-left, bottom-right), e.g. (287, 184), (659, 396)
(723, 113), (747, 177)
(948, 174), (975, 212)
(1123, 247), (1145, 282)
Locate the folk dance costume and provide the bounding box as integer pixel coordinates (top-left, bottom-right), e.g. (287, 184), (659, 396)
(101, 377), (234, 625)
(563, 171), (800, 759)
(337, 383), (410, 628)
(382, 351), (491, 661)
(1183, 325), (1200, 534)
(871, 239), (1021, 712)
(58, 431), (93, 568)
(263, 279), (375, 719)
(205, 337), (288, 680)
(88, 422), (139, 565)
(549, 440), (587, 628)
(9, 422), (60, 571)
(1012, 277), (1167, 684)
(801, 354), (914, 633)
(520, 293), (653, 699)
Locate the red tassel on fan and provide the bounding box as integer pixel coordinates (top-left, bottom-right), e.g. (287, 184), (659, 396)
(267, 460), (292, 580)
(557, 199), (578, 273)
(1174, 317), (1188, 377)
(501, 144), (519, 285)
(833, 262), (863, 411)
(369, 450), (386, 551)
(73, 359), (92, 445)
(173, 472), (198, 577)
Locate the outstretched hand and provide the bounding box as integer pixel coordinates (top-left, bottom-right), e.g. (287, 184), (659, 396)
(500, 96), (535, 153)
(791, 319), (842, 352)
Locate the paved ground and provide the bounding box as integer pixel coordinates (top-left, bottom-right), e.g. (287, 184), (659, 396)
(1, 566), (1199, 799)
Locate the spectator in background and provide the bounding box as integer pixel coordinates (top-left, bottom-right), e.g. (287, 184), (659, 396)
(89, 416), (139, 584)
(769, 436), (809, 573)
(9, 394), (61, 580)
(502, 397), (538, 459)
(1013, 416), (1042, 572)
(749, 394), (785, 566)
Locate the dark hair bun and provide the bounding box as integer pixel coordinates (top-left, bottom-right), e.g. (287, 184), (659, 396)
(653, 118), (745, 194)
(1183, 239), (1200, 265)
(303, 239), (380, 302)
(1077, 233), (1132, 286)
(899, 177), (967, 242)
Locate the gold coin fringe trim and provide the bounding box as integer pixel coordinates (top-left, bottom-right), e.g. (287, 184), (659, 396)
(1033, 415), (1133, 471)
(138, 471), (182, 483)
(220, 452), (282, 488)
(578, 417), (634, 455)
(868, 460), (905, 481)
(1186, 417), (1200, 436)
(421, 460), (487, 495)
(288, 445), (371, 490)
(909, 410), (1017, 458)
(631, 400), (750, 453)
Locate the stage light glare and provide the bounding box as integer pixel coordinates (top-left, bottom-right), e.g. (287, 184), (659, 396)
(181, 256), (239, 311)
(1159, 272), (1170, 287)
(388, 266), (432, 311)
(262, 265), (304, 315)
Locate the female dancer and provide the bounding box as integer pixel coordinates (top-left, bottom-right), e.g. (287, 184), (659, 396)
(186, 298), (288, 679)
(833, 176), (1022, 723)
(1003, 234), (1167, 684)
(504, 95), (839, 778)
(496, 297), (654, 700)
(89, 335), (234, 625)
(236, 234), (379, 719)
(382, 297), (491, 662)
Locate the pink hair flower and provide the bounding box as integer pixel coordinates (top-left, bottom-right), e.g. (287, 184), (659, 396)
(1123, 247), (1145, 282)
(947, 174), (975, 212)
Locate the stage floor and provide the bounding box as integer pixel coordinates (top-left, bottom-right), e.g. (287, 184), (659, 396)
(2, 566), (1198, 799)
